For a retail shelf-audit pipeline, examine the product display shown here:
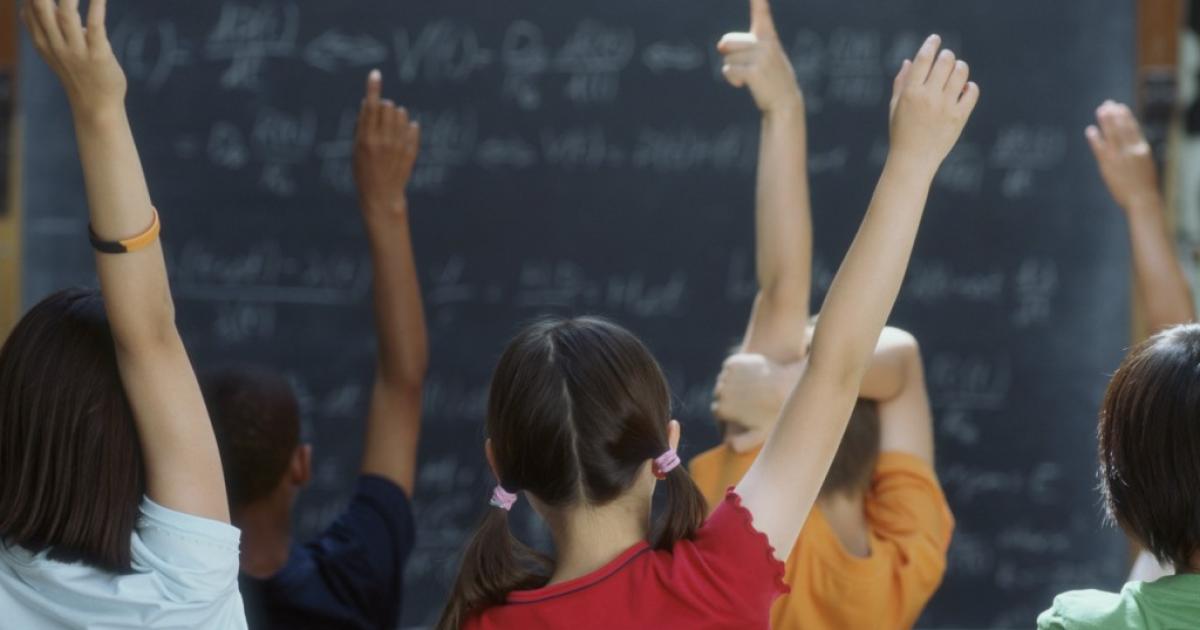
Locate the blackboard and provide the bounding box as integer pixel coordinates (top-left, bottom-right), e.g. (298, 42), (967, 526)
(19, 1), (1134, 627)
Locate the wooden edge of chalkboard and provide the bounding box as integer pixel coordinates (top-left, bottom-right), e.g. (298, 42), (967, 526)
(1129, 0), (1185, 570)
(0, 0), (21, 338)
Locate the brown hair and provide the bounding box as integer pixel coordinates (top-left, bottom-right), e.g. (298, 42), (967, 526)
(437, 317), (708, 629)
(0, 288), (145, 572)
(1099, 324), (1200, 571)
(200, 366), (301, 511)
(820, 399), (880, 497)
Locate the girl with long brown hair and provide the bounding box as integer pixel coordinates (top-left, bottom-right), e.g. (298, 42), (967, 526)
(0, 2), (245, 626)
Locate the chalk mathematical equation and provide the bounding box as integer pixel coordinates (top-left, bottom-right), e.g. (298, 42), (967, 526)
(110, 4), (1069, 200)
(51, 3), (1131, 628)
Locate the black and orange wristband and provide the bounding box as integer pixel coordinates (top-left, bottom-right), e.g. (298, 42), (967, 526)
(89, 209), (161, 254)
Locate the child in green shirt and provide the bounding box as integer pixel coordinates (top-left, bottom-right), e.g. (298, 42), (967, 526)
(1038, 102), (1199, 629)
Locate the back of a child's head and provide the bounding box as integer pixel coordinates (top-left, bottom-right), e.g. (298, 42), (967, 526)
(1100, 323), (1200, 572)
(820, 399), (881, 498)
(437, 316), (707, 629)
(200, 366), (300, 513)
(0, 288), (145, 573)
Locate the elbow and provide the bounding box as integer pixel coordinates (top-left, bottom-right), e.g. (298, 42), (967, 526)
(111, 293), (182, 358)
(757, 285), (811, 329)
(880, 327), (921, 360)
(379, 346), (429, 392)
(759, 281), (810, 310)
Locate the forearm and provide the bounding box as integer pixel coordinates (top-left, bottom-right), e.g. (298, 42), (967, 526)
(360, 216), (427, 492)
(808, 158), (932, 384)
(744, 104), (812, 362)
(1126, 197), (1196, 332)
(75, 110), (175, 350)
(367, 214), (429, 389)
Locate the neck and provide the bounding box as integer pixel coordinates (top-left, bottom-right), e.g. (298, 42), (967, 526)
(235, 498), (294, 579)
(545, 498), (650, 585)
(1187, 551), (1200, 574)
(817, 491), (870, 557)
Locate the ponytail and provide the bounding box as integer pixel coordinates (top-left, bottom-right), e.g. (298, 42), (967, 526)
(652, 465), (707, 549)
(436, 505), (551, 630)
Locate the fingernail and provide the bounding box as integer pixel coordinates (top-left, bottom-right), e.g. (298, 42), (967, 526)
(369, 69), (381, 81)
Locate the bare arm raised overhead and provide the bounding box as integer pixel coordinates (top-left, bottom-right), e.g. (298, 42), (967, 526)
(1086, 102), (1195, 333)
(720, 0), (812, 365)
(354, 71), (429, 496)
(736, 36), (978, 560)
(22, 0), (228, 521)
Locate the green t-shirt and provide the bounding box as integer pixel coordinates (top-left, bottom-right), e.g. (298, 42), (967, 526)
(1038, 575), (1200, 630)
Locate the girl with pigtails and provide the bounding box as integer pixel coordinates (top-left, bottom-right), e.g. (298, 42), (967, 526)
(436, 0), (980, 624)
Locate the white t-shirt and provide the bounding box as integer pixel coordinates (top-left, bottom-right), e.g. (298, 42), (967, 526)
(0, 498), (247, 629)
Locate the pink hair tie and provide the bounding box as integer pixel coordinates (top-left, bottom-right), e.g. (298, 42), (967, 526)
(652, 449), (681, 479)
(490, 485), (518, 511)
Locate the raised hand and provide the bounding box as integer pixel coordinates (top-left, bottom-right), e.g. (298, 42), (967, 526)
(717, 0), (803, 113)
(353, 70), (421, 220)
(889, 35), (979, 172)
(1086, 101), (1161, 212)
(713, 353), (806, 451)
(22, 0), (125, 119)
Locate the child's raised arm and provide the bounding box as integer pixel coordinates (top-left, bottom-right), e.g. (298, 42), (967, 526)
(353, 71), (428, 496)
(736, 35), (977, 560)
(22, 0), (228, 521)
(1086, 102), (1195, 332)
(871, 328), (934, 464)
(713, 327), (932, 463)
(720, 0), (812, 364)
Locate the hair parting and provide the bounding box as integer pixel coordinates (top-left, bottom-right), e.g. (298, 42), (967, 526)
(436, 317), (707, 629)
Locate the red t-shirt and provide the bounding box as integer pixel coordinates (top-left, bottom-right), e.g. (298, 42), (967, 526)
(464, 491), (789, 630)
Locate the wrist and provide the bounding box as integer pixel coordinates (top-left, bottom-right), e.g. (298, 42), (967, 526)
(1123, 192), (1166, 217)
(762, 93), (806, 120)
(364, 206), (412, 246)
(360, 197), (410, 221)
(882, 150), (940, 183)
(71, 102), (127, 132)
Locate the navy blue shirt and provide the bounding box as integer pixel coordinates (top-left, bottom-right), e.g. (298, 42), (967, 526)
(240, 475), (415, 630)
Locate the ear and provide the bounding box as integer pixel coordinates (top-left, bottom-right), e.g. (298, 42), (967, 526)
(290, 444), (313, 487)
(485, 438), (501, 483)
(668, 419), (681, 451)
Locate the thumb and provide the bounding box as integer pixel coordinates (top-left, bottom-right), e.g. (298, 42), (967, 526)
(1084, 125), (1108, 160)
(890, 60), (911, 116)
(750, 0), (777, 37)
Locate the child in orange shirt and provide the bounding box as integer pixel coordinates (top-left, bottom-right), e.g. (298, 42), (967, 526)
(689, 5), (953, 627)
(692, 328), (952, 630)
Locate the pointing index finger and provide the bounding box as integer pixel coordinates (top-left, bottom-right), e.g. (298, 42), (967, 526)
(365, 69), (382, 104)
(750, 0), (776, 37)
